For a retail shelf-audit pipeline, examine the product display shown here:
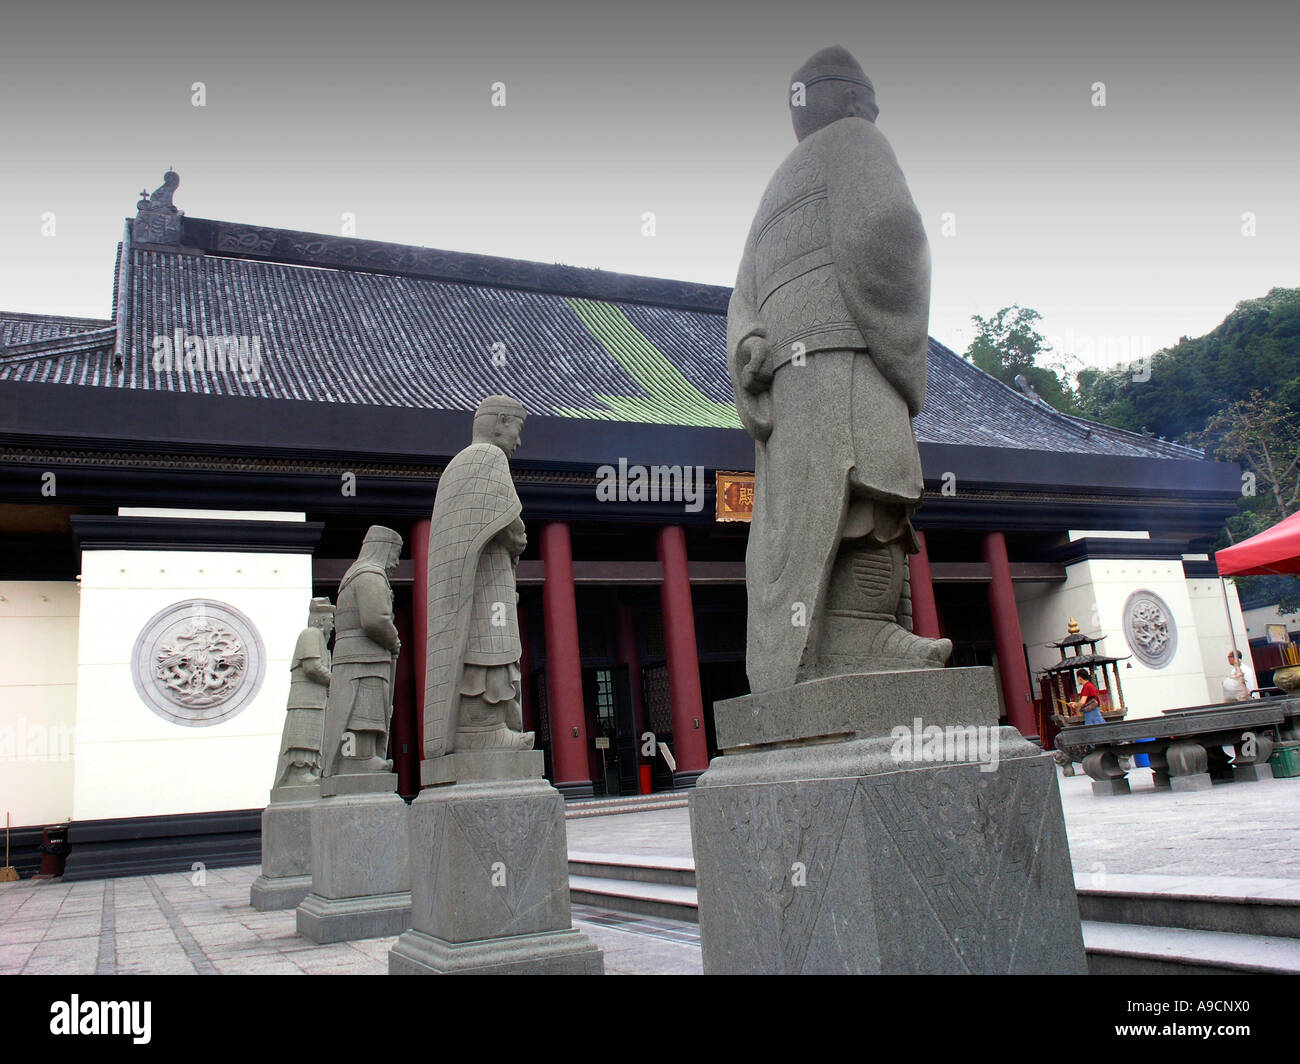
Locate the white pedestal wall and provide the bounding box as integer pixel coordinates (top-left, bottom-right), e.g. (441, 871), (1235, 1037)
(72, 549), (311, 822)
(0, 580), (80, 827)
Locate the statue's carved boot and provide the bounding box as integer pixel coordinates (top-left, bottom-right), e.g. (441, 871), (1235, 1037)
(456, 686), (534, 750)
(816, 539), (952, 674)
(456, 724), (535, 751)
(860, 619), (951, 668)
(340, 754), (393, 773)
(284, 761), (317, 785)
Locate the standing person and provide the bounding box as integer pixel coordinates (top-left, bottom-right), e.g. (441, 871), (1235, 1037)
(1067, 669), (1106, 725)
(1222, 650), (1249, 701)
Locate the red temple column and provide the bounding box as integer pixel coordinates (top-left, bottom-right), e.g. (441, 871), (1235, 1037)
(410, 517), (431, 758)
(910, 530), (941, 640)
(540, 522), (592, 797)
(983, 531), (1035, 737)
(656, 525), (709, 785)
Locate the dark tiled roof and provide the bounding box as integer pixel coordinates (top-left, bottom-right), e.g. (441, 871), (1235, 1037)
(0, 232), (1200, 460)
(1, 311), (113, 347)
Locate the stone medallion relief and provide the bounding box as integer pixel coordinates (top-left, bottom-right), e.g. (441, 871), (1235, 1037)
(132, 599), (266, 726)
(1122, 589), (1178, 669)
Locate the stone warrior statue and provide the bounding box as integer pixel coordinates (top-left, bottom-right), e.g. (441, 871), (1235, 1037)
(728, 46), (952, 693)
(322, 526), (403, 775)
(424, 396), (534, 758)
(273, 597), (334, 788)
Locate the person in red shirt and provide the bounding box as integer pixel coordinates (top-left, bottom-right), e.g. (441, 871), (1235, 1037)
(1067, 669), (1106, 725)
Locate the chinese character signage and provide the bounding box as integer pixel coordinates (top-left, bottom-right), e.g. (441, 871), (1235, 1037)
(716, 472), (754, 522)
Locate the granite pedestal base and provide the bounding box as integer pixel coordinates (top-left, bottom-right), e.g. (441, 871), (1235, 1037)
(250, 783), (318, 911)
(690, 667), (1087, 975)
(390, 752), (603, 975)
(296, 773), (411, 943)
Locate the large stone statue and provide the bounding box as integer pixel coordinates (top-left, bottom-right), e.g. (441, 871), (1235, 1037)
(298, 526), (411, 944)
(689, 48), (1086, 975)
(423, 395), (534, 758)
(726, 45), (950, 691)
(322, 525), (403, 776)
(391, 395), (602, 975)
(252, 596), (335, 911)
(273, 597), (333, 788)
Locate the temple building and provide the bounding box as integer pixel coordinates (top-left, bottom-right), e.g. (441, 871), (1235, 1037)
(0, 174), (1255, 876)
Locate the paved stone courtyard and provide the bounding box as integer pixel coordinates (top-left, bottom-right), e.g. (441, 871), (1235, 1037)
(3, 768), (1295, 975)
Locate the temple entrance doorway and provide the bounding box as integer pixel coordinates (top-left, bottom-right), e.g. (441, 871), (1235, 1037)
(584, 664), (638, 796)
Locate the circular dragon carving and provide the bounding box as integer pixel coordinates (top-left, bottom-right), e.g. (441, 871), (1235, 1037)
(132, 599), (266, 726)
(1122, 589), (1178, 669)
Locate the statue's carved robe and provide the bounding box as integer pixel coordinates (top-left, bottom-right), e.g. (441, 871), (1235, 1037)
(322, 563), (398, 774)
(424, 442), (522, 758)
(274, 626), (330, 786)
(728, 115), (930, 693)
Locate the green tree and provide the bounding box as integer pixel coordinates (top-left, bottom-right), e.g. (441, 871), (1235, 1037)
(964, 305), (1080, 414)
(1194, 382), (1300, 614)
(1077, 287), (1300, 441)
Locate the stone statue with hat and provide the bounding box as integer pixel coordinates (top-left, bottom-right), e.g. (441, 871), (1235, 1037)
(391, 395), (602, 974)
(273, 596), (334, 788)
(252, 595), (336, 911)
(298, 525), (411, 943)
(689, 47), (1086, 975)
(423, 395), (534, 760)
(321, 525), (403, 777)
(726, 45), (951, 690)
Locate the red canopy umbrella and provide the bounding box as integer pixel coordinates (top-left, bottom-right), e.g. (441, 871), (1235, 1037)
(1216, 509), (1300, 576)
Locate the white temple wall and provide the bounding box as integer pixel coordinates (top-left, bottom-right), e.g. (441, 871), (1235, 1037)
(0, 581), (79, 827)
(1015, 557), (1211, 719)
(1186, 576), (1257, 699)
(71, 549), (310, 822)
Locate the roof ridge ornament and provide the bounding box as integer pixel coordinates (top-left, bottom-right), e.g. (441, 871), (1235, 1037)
(133, 170), (183, 247)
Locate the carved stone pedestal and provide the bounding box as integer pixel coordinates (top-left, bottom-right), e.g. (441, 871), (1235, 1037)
(389, 752), (603, 975)
(250, 782), (318, 911)
(296, 773), (411, 943)
(1083, 750), (1132, 797)
(690, 667), (1087, 974)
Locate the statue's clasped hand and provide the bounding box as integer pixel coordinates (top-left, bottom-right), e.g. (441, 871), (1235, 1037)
(739, 335), (774, 395)
(735, 334), (775, 442)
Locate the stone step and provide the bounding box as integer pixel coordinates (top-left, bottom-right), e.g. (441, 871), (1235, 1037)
(564, 874), (1300, 973)
(565, 861), (1300, 971)
(568, 874), (699, 924)
(1077, 875), (1300, 939)
(564, 795), (689, 820)
(568, 851), (696, 888)
(1082, 920), (1300, 975)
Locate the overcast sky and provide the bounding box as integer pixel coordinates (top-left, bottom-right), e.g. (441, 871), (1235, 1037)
(1, 0), (1297, 370)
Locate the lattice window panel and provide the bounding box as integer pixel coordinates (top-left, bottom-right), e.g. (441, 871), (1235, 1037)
(642, 662), (673, 735)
